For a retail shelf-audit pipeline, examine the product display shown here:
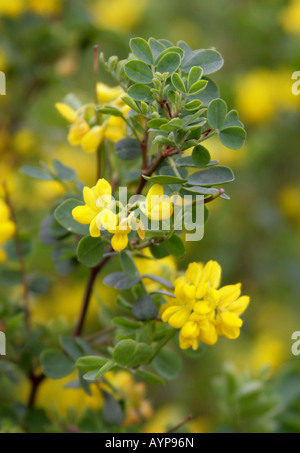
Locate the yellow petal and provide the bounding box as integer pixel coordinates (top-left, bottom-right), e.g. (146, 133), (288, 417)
(199, 322), (218, 345)
(55, 103), (77, 123)
(200, 260), (221, 289)
(0, 221), (16, 244)
(218, 284), (241, 309)
(72, 206), (96, 224)
(196, 282), (209, 300)
(97, 209), (118, 231)
(111, 232), (129, 252)
(185, 262), (203, 286)
(168, 306), (191, 329)
(194, 301), (212, 315)
(90, 217), (101, 237)
(95, 178), (112, 198)
(229, 295), (250, 315)
(97, 82), (123, 102)
(83, 186), (97, 209)
(81, 126), (105, 153)
(181, 321), (200, 339)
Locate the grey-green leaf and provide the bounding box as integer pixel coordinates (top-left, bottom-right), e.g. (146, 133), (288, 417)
(54, 199), (89, 236)
(125, 60), (153, 84)
(115, 138), (141, 160)
(156, 52), (181, 75)
(219, 126), (247, 150)
(130, 38), (153, 64)
(132, 295), (158, 321)
(77, 236), (104, 268)
(207, 98), (227, 130)
(41, 349), (74, 380)
(188, 166), (235, 186)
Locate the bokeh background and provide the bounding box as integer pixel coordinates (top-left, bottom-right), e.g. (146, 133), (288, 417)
(1, 0), (300, 433)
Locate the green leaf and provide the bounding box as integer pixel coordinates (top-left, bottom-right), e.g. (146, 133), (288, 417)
(153, 348), (183, 380)
(104, 272), (141, 290)
(119, 251), (138, 278)
(156, 46), (184, 63)
(94, 360), (115, 379)
(193, 77), (220, 107)
(52, 159), (77, 182)
(223, 110), (244, 128)
(113, 317), (141, 330)
(115, 138), (141, 160)
(165, 235), (186, 258)
(150, 242), (170, 259)
(188, 66), (203, 90)
(132, 295), (158, 321)
(77, 236), (104, 268)
(121, 95), (140, 113)
(41, 349), (74, 379)
(97, 106), (123, 117)
(143, 175), (187, 184)
(127, 84), (153, 102)
(160, 118), (183, 132)
(171, 73), (186, 93)
(54, 199), (89, 236)
(188, 166), (235, 186)
(134, 369), (165, 386)
(142, 274), (174, 290)
(147, 118), (169, 129)
(192, 145), (211, 168)
(125, 60), (153, 84)
(113, 340), (153, 367)
(189, 80), (207, 95)
(185, 99), (202, 111)
(182, 49), (224, 75)
(156, 52), (181, 75)
(219, 126), (247, 150)
(103, 393), (124, 426)
(76, 356), (110, 372)
(148, 38), (166, 60)
(21, 165), (54, 181)
(130, 38), (153, 64)
(207, 98), (227, 130)
(60, 337), (83, 361)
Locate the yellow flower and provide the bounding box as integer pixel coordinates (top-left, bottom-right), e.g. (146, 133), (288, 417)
(235, 68), (300, 124)
(97, 83), (123, 103)
(27, 0), (61, 15)
(161, 261), (249, 350)
(72, 178), (117, 238)
(0, 198), (16, 263)
(81, 125), (106, 153)
(143, 184), (173, 221)
(0, 0), (25, 17)
(55, 103), (78, 123)
(108, 218), (132, 252)
(279, 0), (300, 35)
(56, 83), (129, 153)
(90, 0), (147, 32)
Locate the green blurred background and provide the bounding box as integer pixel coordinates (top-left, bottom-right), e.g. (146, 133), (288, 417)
(1, 0), (300, 433)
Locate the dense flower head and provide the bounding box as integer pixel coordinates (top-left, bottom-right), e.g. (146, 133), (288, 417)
(161, 261), (250, 350)
(0, 198), (16, 263)
(55, 83), (130, 153)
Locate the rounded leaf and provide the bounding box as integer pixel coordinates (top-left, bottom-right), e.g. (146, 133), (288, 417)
(125, 60), (153, 84)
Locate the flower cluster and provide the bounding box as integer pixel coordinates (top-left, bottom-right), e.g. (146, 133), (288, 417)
(0, 197), (16, 263)
(72, 178), (173, 252)
(55, 83), (130, 154)
(161, 261), (250, 350)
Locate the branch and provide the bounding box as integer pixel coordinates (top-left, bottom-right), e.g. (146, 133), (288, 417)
(166, 414), (194, 434)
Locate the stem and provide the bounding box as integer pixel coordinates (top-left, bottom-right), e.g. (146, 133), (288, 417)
(27, 372), (45, 409)
(148, 329), (177, 363)
(168, 156), (181, 179)
(166, 414), (194, 434)
(73, 253), (111, 338)
(2, 181), (30, 331)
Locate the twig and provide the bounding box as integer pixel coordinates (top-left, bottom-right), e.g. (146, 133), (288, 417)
(166, 414), (194, 434)
(2, 181), (30, 331)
